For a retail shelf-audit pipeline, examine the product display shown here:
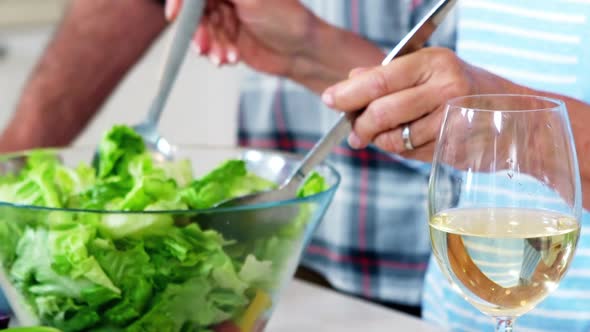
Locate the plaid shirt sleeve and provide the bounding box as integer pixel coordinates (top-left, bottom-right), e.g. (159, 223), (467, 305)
(237, 0), (457, 307)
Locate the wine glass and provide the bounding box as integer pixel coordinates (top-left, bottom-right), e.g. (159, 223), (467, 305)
(428, 94), (582, 331)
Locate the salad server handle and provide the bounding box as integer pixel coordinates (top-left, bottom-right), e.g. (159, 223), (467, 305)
(145, 0), (206, 126)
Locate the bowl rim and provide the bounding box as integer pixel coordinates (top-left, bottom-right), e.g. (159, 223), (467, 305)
(0, 145), (342, 215)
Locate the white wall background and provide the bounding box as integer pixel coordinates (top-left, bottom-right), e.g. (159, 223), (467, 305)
(0, 1), (242, 148)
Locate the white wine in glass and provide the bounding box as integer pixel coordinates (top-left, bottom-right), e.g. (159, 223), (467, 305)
(429, 95), (582, 332)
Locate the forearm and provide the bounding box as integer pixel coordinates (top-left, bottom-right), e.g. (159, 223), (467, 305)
(0, 0), (167, 152)
(455, 67), (590, 210)
(526, 88), (590, 209)
(288, 15), (385, 94)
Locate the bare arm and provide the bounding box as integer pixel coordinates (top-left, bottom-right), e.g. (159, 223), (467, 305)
(286, 17), (386, 94)
(0, 0), (168, 153)
(528, 89), (590, 209)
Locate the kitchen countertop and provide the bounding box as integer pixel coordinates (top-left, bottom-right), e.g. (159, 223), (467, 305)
(268, 280), (441, 331)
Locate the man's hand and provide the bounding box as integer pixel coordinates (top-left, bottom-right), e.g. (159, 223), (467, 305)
(320, 47), (522, 161)
(165, 0), (385, 94)
(166, 0), (317, 77)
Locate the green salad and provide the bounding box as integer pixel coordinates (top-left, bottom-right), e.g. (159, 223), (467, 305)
(0, 125), (327, 332)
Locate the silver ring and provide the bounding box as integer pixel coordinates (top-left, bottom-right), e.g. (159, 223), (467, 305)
(401, 124), (414, 151)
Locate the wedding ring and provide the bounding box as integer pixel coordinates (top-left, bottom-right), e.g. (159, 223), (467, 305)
(402, 124), (414, 151)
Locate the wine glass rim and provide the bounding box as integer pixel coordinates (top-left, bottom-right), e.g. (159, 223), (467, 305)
(446, 94), (565, 113)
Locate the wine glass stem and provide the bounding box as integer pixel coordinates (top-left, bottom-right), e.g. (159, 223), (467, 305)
(495, 317), (515, 332)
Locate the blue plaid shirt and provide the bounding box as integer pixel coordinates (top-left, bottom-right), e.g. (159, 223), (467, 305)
(237, 0), (457, 307)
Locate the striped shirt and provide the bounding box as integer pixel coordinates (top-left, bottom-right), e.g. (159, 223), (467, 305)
(238, 0), (457, 307)
(422, 1), (590, 330)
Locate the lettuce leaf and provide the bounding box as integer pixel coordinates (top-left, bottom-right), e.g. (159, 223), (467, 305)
(180, 160), (276, 209)
(96, 125), (145, 179)
(0, 151), (63, 208)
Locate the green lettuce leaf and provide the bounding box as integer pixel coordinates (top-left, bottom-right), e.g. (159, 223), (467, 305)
(238, 254), (272, 286)
(96, 125), (146, 179)
(181, 160), (276, 209)
(126, 277), (242, 332)
(10, 228), (103, 331)
(91, 240), (154, 326)
(48, 224), (119, 295)
(0, 152), (62, 208)
(297, 171), (328, 198)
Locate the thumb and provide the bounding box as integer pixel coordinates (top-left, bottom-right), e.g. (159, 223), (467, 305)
(165, 0), (182, 21)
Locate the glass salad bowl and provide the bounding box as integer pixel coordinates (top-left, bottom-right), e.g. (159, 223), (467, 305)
(0, 143), (340, 332)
